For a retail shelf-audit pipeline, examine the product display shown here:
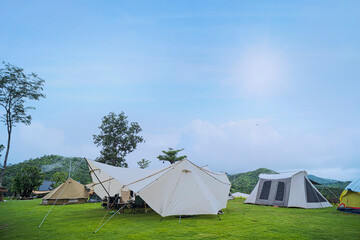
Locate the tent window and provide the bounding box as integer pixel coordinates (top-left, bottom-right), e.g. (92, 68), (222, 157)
(275, 182), (285, 201)
(259, 181), (272, 200)
(305, 178), (326, 203)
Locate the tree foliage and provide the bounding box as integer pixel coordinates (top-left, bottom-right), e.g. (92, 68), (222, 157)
(93, 112), (144, 167)
(1, 155), (92, 194)
(157, 148), (187, 164)
(137, 159), (151, 169)
(228, 168), (278, 194)
(12, 165), (44, 197)
(51, 171), (67, 188)
(0, 62), (45, 189)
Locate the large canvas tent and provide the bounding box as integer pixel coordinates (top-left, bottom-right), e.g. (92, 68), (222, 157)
(244, 171), (332, 208)
(86, 162), (125, 200)
(337, 178), (360, 214)
(86, 158), (231, 217)
(41, 178), (89, 205)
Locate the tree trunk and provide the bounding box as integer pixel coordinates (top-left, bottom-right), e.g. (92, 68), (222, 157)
(0, 123), (11, 201)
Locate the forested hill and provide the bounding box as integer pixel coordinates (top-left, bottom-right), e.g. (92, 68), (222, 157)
(2, 155), (92, 190)
(3, 156), (350, 202)
(308, 174), (350, 188)
(228, 168), (278, 194)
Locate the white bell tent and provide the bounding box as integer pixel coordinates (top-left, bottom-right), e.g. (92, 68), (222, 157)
(86, 158), (231, 217)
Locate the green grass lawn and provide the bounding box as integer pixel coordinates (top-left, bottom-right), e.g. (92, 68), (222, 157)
(0, 199), (359, 239)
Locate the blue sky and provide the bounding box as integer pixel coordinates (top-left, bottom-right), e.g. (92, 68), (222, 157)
(0, 1), (359, 180)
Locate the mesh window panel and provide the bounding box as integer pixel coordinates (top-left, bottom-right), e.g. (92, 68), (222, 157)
(275, 182), (285, 201)
(305, 178), (326, 202)
(259, 181), (272, 200)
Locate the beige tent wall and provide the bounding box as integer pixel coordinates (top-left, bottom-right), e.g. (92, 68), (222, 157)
(41, 198), (88, 205)
(41, 178), (89, 205)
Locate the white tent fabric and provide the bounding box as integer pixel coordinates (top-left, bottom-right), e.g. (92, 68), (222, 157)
(86, 158), (231, 217)
(87, 159), (125, 199)
(244, 171), (332, 208)
(232, 192), (250, 199)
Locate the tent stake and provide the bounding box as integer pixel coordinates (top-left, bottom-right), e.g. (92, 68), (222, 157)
(217, 214), (221, 221)
(160, 217), (163, 222)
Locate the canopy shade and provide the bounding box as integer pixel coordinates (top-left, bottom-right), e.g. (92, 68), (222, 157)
(86, 158), (231, 217)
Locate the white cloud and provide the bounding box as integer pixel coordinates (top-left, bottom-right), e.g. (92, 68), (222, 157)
(229, 43), (289, 97)
(5, 120), (359, 181)
(179, 119), (359, 180)
(125, 132), (181, 168)
(17, 122), (66, 153)
(308, 168), (360, 182)
(8, 122), (99, 161)
(144, 133), (179, 148)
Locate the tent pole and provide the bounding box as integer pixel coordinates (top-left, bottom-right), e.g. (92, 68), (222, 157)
(179, 215), (181, 224)
(84, 158), (111, 198)
(160, 217), (163, 222)
(217, 214), (221, 220)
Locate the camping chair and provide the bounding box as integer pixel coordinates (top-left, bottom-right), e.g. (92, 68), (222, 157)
(101, 196), (108, 208)
(132, 195), (145, 214)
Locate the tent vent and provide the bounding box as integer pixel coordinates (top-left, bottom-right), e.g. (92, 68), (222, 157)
(275, 182), (285, 201)
(259, 181), (272, 200)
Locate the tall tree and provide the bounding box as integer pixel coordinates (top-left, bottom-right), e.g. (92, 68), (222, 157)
(0, 62), (45, 196)
(157, 148), (187, 164)
(93, 112), (144, 167)
(137, 159), (151, 169)
(0, 144), (4, 159)
(0, 145), (4, 187)
(12, 165), (44, 198)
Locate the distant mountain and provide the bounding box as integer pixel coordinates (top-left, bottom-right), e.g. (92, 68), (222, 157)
(228, 168), (278, 194)
(2, 155), (91, 191)
(308, 174), (341, 185)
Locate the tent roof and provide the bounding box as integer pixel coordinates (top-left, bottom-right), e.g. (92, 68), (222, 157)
(86, 158), (231, 216)
(39, 180), (54, 191)
(33, 190), (51, 195)
(43, 177), (88, 200)
(232, 192), (250, 198)
(87, 159), (229, 194)
(345, 179), (360, 192)
(259, 171), (307, 180)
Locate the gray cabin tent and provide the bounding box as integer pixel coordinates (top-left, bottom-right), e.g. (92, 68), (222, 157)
(244, 171), (332, 208)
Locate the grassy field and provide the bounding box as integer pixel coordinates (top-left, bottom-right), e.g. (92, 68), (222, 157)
(0, 199), (359, 239)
